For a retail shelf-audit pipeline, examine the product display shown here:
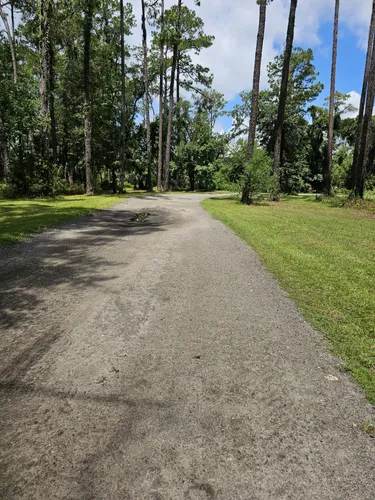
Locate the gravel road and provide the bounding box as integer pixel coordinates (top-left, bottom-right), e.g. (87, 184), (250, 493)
(0, 194), (374, 499)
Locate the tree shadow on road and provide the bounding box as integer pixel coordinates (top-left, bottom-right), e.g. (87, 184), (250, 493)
(0, 206), (167, 384)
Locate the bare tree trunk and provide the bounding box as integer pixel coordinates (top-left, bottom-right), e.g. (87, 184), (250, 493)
(164, 0), (182, 191)
(39, 0), (50, 160)
(351, 0), (375, 191)
(0, 2), (17, 83)
(119, 0), (126, 193)
(176, 50), (181, 149)
(11, 2), (15, 42)
(273, 0), (298, 195)
(241, 0), (267, 204)
(157, 0), (165, 190)
(141, 0), (152, 191)
(83, 0), (94, 195)
(326, 0), (340, 196)
(164, 49), (168, 105)
(356, 34), (375, 198)
(0, 115), (9, 181)
(164, 47), (177, 192)
(49, 18), (58, 164)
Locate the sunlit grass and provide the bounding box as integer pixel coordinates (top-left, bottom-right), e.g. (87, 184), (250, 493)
(202, 195), (375, 404)
(0, 194), (128, 245)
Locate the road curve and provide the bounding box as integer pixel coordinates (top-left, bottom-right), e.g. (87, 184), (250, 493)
(0, 194), (374, 499)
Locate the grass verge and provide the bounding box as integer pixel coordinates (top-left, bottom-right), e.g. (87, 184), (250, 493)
(0, 194), (129, 245)
(202, 195), (375, 404)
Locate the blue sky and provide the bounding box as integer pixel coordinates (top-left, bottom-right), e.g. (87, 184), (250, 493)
(213, 4), (369, 133)
(126, 0), (372, 132)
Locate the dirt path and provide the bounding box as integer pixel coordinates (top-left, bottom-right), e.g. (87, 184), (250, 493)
(0, 194), (374, 499)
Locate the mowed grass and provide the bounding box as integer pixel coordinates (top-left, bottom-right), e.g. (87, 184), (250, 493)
(0, 194), (129, 245)
(202, 196), (375, 403)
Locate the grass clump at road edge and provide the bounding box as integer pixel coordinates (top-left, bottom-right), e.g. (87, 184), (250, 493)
(202, 196), (375, 404)
(0, 194), (128, 245)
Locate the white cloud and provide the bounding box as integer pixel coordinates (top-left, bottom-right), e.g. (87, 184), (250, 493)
(343, 90), (361, 118)
(340, 0), (373, 50)
(341, 89), (375, 118)
(128, 0), (374, 102)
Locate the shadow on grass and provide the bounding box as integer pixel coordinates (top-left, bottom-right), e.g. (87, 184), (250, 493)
(204, 195), (239, 202)
(0, 204), (166, 385)
(0, 197), (124, 245)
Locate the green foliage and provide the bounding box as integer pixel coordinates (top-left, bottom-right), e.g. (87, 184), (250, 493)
(172, 94), (226, 191)
(214, 139), (247, 188)
(1, 0), (216, 196)
(242, 146), (274, 203)
(332, 145), (353, 189)
(231, 48), (325, 194)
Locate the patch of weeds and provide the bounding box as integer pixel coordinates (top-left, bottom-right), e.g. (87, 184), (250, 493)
(361, 424), (375, 438)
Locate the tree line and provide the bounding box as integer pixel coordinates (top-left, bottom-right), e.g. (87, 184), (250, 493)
(0, 0), (222, 196)
(241, 0), (375, 203)
(0, 0), (374, 200)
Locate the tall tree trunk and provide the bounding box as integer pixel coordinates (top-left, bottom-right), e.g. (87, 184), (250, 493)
(164, 48), (168, 104)
(273, 0), (298, 193)
(176, 50), (181, 149)
(0, 115), (9, 181)
(11, 2), (15, 42)
(351, 0), (375, 191)
(48, 13), (57, 164)
(141, 0), (152, 191)
(119, 0), (126, 193)
(241, 0), (267, 204)
(355, 34), (375, 198)
(164, 47), (177, 191)
(157, 0), (165, 190)
(0, 2), (17, 83)
(39, 0), (50, 159)
(83, 0), (94, 195)
(164, 0), (182, 191)
(326, 0), (340, 196)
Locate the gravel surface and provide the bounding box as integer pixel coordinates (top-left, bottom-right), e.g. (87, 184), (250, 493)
(0, 193), (374, 499)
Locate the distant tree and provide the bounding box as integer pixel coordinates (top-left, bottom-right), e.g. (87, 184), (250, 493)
(352, 0), (375, 196)
(83, 0), (94, 195)
(157, 0), (165, 190)
(39, 0), (51, 160)
(0, 1), (17, 83)
(119, 0), (126, 193)
(355, 42), (375, 198)
(163, 0), (213, 190)
(326, 0), (340, 196)
(242, 0), (270, 204)
(164, 0), (182, 191)
(273, 0), (298, 196)
(141, 0), (152, 191)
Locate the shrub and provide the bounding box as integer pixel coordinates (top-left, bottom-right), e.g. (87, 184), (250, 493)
(62, 183), (85, 195)
(241, 147), (275, 204)
(213, 170), (240, 192)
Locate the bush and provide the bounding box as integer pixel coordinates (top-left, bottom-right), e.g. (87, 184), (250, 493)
(123, 181), (133, 191)
(0, 182), (17, 199)
(213, 170), (240, 192)
(7, 159), (65, 197)
(62, 183), (85, 195)
(241, 147), (275, 204)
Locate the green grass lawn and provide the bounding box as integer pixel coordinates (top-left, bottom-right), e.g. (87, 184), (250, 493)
(202, 195), (375, 404)
(0, 194), (129, 245)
